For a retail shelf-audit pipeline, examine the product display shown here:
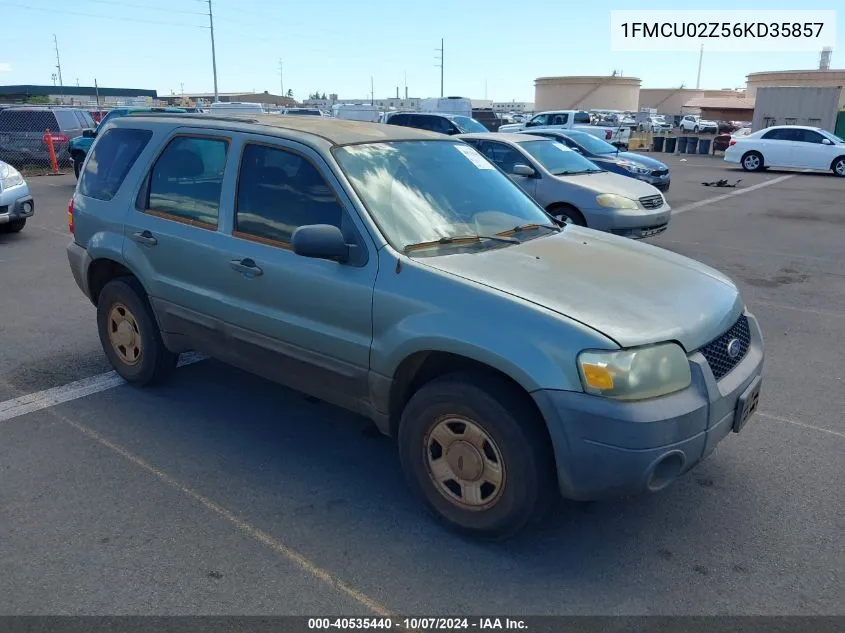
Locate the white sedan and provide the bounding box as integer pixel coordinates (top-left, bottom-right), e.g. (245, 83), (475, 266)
(725, 125), (845, 177)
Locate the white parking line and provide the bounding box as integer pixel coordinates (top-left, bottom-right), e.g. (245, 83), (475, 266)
(0, 353), (205, 423)
(672, 174), (795, 215)
(758, 411), (845, 439)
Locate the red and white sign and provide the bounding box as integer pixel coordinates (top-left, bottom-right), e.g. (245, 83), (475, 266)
(43, 133), (69, 144)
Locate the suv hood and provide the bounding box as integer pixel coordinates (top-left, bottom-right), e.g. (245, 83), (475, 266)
(419, 227), (742, 351)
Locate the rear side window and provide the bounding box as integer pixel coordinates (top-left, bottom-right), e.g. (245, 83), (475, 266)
(54, 109), (81, 130)
(145, 136), (228, 228)
(386, 113), (410, 126)
(0, 110), (58, 132)
(573, 111), (591, 124)
(762, 129), (787, 140)
(79, 128), (153, 201)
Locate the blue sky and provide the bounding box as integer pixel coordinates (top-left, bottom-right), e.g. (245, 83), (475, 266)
(1, 0), (841, 101)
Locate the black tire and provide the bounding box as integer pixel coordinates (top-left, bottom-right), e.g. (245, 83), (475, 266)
(0, 219), (26, 233)
(96, 277), (177, 386)
(741, 151), (764, 172)
(693, 126), (699, 133)
(548, 203), (586, 227)
(832, 157), (845, 177)
(398, 371), (556, 540)
(73, 158), (82, 179)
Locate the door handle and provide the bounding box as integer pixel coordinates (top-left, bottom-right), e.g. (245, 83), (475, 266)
(230, 258), (264, 277)
(131, 230), (157, 246)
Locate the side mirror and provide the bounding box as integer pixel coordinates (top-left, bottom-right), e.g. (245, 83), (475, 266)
(83, 129), (96, 138)
(822, 138), (833, 145)
(512, 163), (535, 177)
(292, 224), (350, 262)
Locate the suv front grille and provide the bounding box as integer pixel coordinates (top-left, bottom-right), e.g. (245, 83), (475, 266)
(639, 194), (663, 209)
(698, 315), (751, 380)
(651, 169), (669, 177)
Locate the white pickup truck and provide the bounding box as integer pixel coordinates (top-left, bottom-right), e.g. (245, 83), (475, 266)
(498, 110), (631, 149)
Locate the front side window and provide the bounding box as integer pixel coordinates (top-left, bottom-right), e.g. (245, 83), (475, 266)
(80, 128), (153, 201)
(796, 129), (825, 144)
(519, 140), (604, 175)
(334, 140), (556, 253)
(235, 143), (343, 245)
(146, 136), (228, 227)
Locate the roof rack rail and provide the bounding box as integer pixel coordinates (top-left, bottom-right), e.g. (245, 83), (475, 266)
(124, 112), (260, 123)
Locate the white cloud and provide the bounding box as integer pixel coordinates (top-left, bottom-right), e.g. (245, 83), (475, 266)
(0, 62), (12, 72)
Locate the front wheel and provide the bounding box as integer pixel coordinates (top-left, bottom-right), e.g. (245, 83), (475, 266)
(0, 218), (26, 233)
(832, 157), (845, 177)
(741, 151), (764, 172)
(398, 372), (555, 540)
(96, 277), (178, 385)
(548, 204), (586, 227)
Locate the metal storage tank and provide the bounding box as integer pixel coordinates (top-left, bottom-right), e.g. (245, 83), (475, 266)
(534, 76), (640, 111)
(747, 70), (845, 107)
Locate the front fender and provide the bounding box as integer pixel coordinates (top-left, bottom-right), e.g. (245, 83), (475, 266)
(370, 250), (617, 393)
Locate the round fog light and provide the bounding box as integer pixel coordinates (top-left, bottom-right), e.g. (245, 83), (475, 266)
(22, 202), (33, 213)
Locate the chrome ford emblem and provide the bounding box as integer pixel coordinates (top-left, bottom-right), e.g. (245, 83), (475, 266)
(726, 338), (742, 359)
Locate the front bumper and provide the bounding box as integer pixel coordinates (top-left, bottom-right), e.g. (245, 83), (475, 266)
(533, 311), (765, 501)
(0, 186), (34, 224)
(586, 204), (672, 239)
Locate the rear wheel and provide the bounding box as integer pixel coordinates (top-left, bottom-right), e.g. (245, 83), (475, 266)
(73, 158), (82, 179)
(398, 371), (556, 540)
(832, 157), (845, 177)
(741, 151), (764, 172)
(0, 219), (26, 233)
(548, 203), (586, 227)
(96, 277), (178, 385)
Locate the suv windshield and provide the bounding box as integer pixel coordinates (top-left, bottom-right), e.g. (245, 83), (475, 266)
(334, 140), (557, 252)
(450, 116), (488, 133)
(564, 131), (618, 155)
(519, 139), (604, 175)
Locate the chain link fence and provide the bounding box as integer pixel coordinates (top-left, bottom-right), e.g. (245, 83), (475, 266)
(0, 104), (100, 175)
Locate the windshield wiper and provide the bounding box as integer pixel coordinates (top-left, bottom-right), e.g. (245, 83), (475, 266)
(403, 234), (519, 253)
(496, 223), (561, 236)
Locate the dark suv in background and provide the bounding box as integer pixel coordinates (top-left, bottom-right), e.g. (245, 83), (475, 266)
(384, 112), (489, 135)
(0, 106), (95, 167)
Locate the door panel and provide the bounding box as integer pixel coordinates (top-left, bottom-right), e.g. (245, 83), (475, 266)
(122, 132), (239, 358)
(218, 138), (377, 412)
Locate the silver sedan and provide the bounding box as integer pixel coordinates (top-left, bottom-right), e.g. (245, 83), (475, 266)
(0, 160), (34, 234)
(458, 133), (671, 239)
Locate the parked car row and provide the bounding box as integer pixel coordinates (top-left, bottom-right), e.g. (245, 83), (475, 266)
(66, 113), (764, 539)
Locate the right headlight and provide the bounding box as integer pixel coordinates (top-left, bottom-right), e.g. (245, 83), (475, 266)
(595, 193), (639, 210)
(577, 343), (691, 401)
(0, 162), (25, 189)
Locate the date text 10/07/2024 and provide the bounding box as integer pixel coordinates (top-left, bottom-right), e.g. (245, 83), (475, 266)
(307, 617), (529, 630)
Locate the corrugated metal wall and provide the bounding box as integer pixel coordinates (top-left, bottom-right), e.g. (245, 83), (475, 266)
(751, 87), (842, 132)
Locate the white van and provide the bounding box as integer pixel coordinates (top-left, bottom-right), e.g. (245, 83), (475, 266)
(420, 96), (472, 118)
(209, 102), (266, 115)
(332, 103), (380, 122)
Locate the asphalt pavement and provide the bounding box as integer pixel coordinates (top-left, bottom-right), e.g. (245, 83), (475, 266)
(0, 154), (842, 616)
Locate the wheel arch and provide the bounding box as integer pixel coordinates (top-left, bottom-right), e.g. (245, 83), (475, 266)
(386, 350), (552, 445)
(87, 257), (148, 305)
